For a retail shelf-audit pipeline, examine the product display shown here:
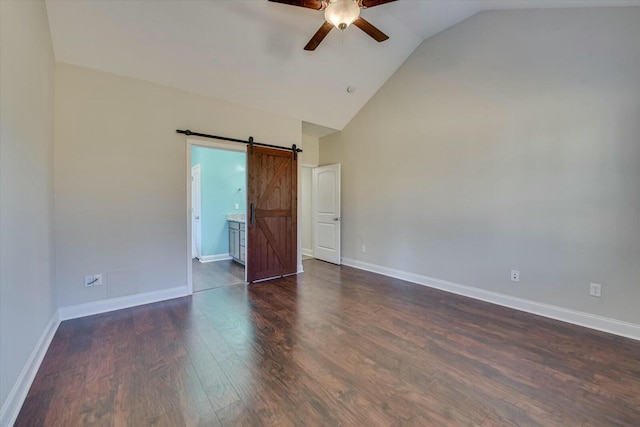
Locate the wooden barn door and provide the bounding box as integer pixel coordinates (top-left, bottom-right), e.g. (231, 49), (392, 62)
(247, 146), (298, 282)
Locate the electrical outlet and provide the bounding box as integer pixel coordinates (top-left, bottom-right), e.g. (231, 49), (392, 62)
(361, 245), (366, 253)
(235, 203), (239, 210)
(590, 283), (602, 297)
(84, 274), (103, 287)
(511, 269), (520, 282)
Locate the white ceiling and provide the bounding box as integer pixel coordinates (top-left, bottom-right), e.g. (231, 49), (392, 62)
(45, 0), (640, 131)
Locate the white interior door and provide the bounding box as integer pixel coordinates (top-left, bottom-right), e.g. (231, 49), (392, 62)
(191, 164), (201, 259)
(313, 164), (341, 264)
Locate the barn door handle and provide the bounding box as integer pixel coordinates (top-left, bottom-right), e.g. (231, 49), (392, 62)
(250, 203), (255, 224)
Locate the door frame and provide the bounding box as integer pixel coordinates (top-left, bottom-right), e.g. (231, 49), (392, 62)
(191, 164), (202, 260)
(185, 138), (248, 294)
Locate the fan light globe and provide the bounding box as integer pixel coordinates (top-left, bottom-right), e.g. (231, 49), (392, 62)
(324, 0), (360, 30)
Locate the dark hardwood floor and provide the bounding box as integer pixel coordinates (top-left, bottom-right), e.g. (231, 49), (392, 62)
(16, 259), (640, 426)
(192, 258), (245, 292)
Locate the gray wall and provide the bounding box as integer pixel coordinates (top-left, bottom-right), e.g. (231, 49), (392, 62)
(301, 167), (313, 253)
(301, 135), (319, 256)
(54, 63), (301, 307)
(0, 0), (57, 411)
(321, 8), (640, 324)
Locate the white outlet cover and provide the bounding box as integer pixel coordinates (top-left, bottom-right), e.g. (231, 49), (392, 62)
(511, 270), (520, 282)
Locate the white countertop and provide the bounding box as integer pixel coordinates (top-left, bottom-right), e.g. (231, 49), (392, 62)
(226, 213), (246, 223)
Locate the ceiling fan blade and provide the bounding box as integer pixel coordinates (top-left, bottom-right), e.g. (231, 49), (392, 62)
(304, 21), (334, 51)
(352, 17), (389, 42)
(360, 0), (397, 8)
(268, 0), (325, 10)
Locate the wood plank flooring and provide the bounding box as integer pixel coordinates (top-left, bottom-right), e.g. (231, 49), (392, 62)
(16, 259), (640, 426)
(192, 259), (245, 292)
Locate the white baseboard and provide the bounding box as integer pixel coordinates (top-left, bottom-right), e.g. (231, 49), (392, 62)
(197, 254), (232, 263)
(59, 286), (190, 321)
(0, 311), (60, 427)
(301, 248), (313, 258)
(341, 258), (640, 341)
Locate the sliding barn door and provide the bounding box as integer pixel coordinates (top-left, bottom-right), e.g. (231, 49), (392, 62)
(247, 146), (298, 282)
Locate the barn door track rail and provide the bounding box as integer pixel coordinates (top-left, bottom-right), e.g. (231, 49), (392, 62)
(177, 129), (302, 158)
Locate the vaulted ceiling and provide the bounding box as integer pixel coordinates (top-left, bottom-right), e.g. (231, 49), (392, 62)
(45, 0), (640, 132)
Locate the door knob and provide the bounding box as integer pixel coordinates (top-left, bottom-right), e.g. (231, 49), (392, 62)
(334, 217), (340, 221)
(195, 216), (200, 220)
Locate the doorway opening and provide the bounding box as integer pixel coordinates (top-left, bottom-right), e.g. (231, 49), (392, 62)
(300, 163), (342, 264)
(190, 144), (247, 292)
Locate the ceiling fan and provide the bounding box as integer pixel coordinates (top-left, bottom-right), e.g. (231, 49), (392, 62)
(269, 0), (397, 51)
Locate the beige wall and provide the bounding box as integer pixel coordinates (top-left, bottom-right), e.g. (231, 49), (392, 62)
(300, 134), (319, 256)
(0, 0), (57, 415)
(301, 134), (320, 167)
(321, 8), (640, 324)
(55, 63), (301, 307)
(301, 167), (313, 253)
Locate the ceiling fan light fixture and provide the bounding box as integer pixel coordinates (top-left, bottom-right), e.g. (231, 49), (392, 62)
(324, 0), (360, 30)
